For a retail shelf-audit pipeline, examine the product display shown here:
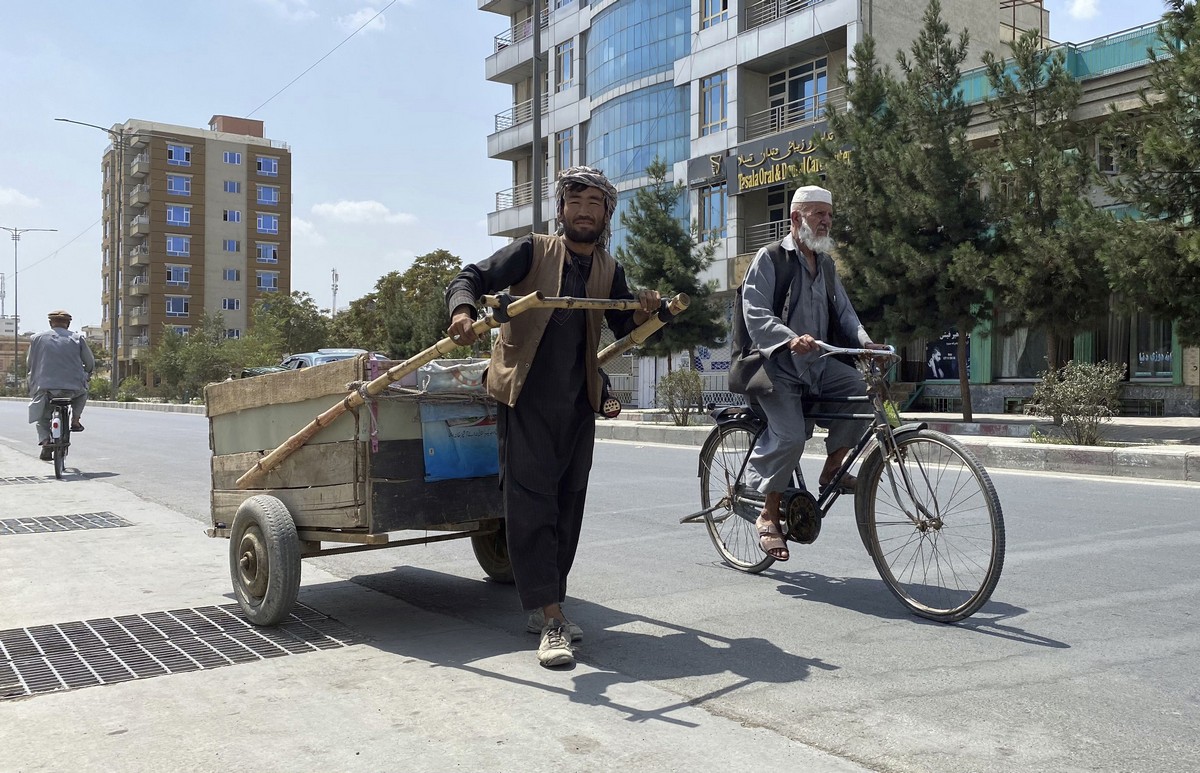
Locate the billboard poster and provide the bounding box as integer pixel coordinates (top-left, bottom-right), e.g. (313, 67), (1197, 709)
(925, 330), (969, 381)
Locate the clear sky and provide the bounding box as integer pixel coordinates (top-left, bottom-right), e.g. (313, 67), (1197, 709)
(0, 0), (1169, 334)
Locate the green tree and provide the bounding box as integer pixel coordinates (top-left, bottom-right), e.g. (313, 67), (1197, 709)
(821, 0), (992, 419)
(248, 290), (330, 359)
(981, 29), (1113, 370)
(1102, 0), (1200, 344)
(328, 292), (390, 353)
(615, 157), (725, 368)
(148, 314), (233, 401)
(385, 249), (466, 358)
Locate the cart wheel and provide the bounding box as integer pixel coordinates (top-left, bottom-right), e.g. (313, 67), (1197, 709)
(471, 521), (514, 584)
(229, 495), (302, 626)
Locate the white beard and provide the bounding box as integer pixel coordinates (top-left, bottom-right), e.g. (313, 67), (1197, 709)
(798, 221), (836, 254)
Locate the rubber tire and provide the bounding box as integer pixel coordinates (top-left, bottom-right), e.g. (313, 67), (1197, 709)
(229, 495), (302, 626)
(471, 521), (515, 583)
(856, 429), (1004, 622)
(52, 409), (69, 480)
(698, 421), (775, 574)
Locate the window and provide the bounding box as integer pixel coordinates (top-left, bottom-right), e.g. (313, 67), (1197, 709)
(166, 265), (190, 286)
(223, 180), (242, 194)
(225, 329), (242, 339)
(701, 0), (728, 28)
(700, 71), (728, 136)
(257, 213), (279, 234)
(166, 235), (191, 257)
(223, 209), (242, 223)
(256, 270), (280, 292)
(166, 205), (191, 226)
(223, 151), (242, 165)
(1132, 312), (1172, 379)
(1098, 136), (1138, 175)
(555, 40), (575, 91)
(257, 184), (279, 205)
(256, 242), (279, 263)
(165, 296), (190, 317)
(223, 268), (241, 281)
(166, 174), (191, 196)
(768, 57), (829, 130)
(256, 156), (279, 176)
(172, 326), (190, 335)
(167, 144), (192, 166)
(223, 239), (240, 253)
(698, 183), (727, 240)
(556, 128), (574, 174)
(222, 298), (241, 311)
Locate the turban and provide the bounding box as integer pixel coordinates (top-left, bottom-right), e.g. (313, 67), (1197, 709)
(555, 166), (618, 248)
(792, 185), (833, 207)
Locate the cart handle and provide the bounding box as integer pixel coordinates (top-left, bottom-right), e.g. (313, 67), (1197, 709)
(235, 290), (689, 489)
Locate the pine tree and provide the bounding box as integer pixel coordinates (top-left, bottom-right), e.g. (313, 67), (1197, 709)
(614, 157), (725, 368)
(1103, 0), (1200, 344)
(981, 29), (1113, 369)
(821, 1), (991, 419)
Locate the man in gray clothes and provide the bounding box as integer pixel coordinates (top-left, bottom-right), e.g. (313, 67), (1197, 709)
(741, 185), (885, 561)
(27, 310), (95, 460)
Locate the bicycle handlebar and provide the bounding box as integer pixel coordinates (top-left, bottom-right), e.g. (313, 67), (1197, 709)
(814, 340), (897, 358)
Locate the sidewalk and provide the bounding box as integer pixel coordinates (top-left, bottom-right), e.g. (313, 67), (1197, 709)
(597, 409), (1200, 483)
(0, 444), (869, 773)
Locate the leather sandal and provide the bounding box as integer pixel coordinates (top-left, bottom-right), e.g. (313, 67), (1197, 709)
(70, 422), (84, 432)
(756, 516), (790, 561)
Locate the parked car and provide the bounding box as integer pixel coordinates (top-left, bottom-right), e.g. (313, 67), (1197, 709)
(280, 348), (368, 370)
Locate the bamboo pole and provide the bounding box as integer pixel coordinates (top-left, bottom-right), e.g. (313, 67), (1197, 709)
(598, 293), (690, 366)
(235, 291), (545, 489)
(236, 290), (690, 490)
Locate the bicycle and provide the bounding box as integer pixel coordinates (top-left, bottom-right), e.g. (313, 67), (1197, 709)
(685, 342), (1004, 622)
(44, 397), (75, 480)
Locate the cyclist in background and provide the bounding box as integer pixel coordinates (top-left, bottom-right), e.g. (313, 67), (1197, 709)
(27, 310), (95, 461)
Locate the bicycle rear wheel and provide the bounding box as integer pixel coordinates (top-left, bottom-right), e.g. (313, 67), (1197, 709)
(698, 421), (774, 573)
(51, 407), (68, 480)
(857, 430), (1004, 622)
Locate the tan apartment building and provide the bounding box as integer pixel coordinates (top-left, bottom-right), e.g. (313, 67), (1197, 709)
(101, 115), (291, 386)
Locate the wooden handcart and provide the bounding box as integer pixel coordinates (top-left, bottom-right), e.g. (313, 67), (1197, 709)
(204, 291), (688, 625)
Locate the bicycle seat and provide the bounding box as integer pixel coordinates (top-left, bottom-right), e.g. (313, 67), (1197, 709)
(49, 397), (74, 406)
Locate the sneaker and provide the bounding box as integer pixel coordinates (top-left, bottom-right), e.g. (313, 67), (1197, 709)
(537, 619), (574, 668)
(527, 608), (583, 642)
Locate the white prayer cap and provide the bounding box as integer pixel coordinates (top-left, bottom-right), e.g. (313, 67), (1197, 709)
(792, 185), (833, 206)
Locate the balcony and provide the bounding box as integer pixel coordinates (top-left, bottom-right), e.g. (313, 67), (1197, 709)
(486, 11), (547, 83)
(478, 0), (526, 14)
(129, 242), (150, 267)
(742, 219), (790, 256)
(130, 153), (150, 177)
(129, 184), (150, 208)
(744, 0), (829, 31)
(489, 95), (549, 159)
(129, 214), (150, 236)
(127, 306), (150, 326)
(744, 86), (845, 141)
(495, 178), (552, 211)
(128, 335), (150, 358)
(129, 275), (150, 296)
(129, 131), (149, 148)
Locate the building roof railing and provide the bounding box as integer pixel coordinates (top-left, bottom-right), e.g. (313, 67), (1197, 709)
(958, 21), (1164, 105)
(744, 0), (829, 33)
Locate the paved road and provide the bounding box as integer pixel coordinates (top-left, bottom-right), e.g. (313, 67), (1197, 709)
(1, 403), (1197, 772)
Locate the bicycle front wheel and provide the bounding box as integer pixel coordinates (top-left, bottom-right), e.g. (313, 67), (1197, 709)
(698, 421), (774, 573)
(857, 430), (1004, 622)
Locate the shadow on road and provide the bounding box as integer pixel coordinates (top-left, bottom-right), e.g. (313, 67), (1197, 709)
(769, 569), (1069, 648)
(342, 566), (835, 726)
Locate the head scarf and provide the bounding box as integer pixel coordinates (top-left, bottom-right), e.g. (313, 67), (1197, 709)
(555, 165), (618, 249)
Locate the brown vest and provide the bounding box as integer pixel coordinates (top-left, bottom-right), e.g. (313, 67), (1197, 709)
(486, 233), (617, 410)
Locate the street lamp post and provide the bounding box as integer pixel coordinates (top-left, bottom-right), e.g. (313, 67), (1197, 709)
(57, 117), (127, 396)
(0, 226), (58, 391)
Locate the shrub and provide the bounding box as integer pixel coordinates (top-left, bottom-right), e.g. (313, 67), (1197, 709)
(656, 368), (703, 427)
(88, 375), (111, 400)
(117, 375), (146, 402)
(1027, 360), (1126, 445)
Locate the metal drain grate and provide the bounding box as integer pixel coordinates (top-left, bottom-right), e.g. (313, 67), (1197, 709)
(0, 477), (52, 486)
(0, 603), (361, 700)
(0, 512), (132, 535)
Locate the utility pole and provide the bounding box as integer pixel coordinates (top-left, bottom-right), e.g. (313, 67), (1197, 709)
(331, 268), (339, 318)
(530, 0), (544, 234)
(0, 226), (58, 390)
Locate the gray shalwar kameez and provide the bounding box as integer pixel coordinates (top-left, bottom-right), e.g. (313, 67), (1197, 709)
(27, 327), (95, 444)
(742, 233), (872, 494)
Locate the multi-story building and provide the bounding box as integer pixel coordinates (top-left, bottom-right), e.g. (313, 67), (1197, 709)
(100, 115), (291, 386)
(481, 0), (1046, 404)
